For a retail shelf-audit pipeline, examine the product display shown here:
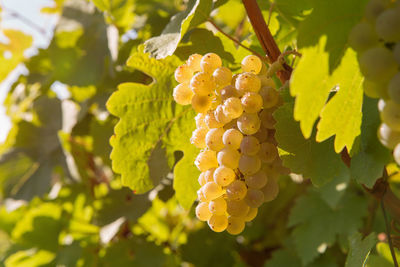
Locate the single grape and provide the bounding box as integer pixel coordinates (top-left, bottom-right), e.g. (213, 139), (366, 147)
(203, 181), (223, 201)
(363, 79), (389, 99)
(208, 214), (228, 232)
(359, 47), (397, 83)
(235, 72), (261, 95)
(219, 85), (239, 101)
(393, 143), (400, 165)
(364, 0), (390, 23)
(348, 22), (378, 52)
(205, 111), (224, 128)
(214, 104), (232, 124)
(223, 97), (243, 119)
(195, 113), (207, 129)
(245, 189), (264, 208)
(227, 216), (246, 235)
(223, 128), (243, 150)
(213, 67), (232, 88)
(237, 112), (261, 135)
(204, 168), (216, 183)
(192, 94), (212, 114)
(378, 123), (400, 149)
(375, 8), (400, 42)
(190, 127), (208, 148)
(239, 155), (261, 176)
(175, 64), (193, 83)
(244, 207), (258, 222)
(259, 86), (279, 108)
(245, 170), (268, 189)
(259, 75), (275, 87)
(241, 92), (263, 113)
(187, 53), (202, 72)
(173, 82), (194, 105)
(388, 73), (400, 104)
(394, 42), (400, 65)
(258, 142), (278, 163)
(226, 180), (248, 201)
(261, 176), (279, 202)
(253, 127), (269, 143)
(259, 110), (276, 129)
(241, 55), (262, 74)
(196, 202), (212, 221)
(209, 197), (227, 215)
(201, 53), (222, 74)
(240, 136), (261, 156)
(226, 199), (250, 217)
(198, 172), (207, 186)
(206, 128), (225, 151)
(190, 72), (215, 96)
(213, 166), (236, 186)
(195, 150), (218, 171)
(217, 148), (240, 169)
(381, 100), (400, 131)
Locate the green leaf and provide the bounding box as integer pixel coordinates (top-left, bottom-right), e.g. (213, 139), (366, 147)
(345, 232), (377, 267)
(350, 98), (391, 187)
(5, 249), (55, 267)
(288, 190), (367, 265)
(107, 48), (199, 209)
(275, 101), (349, 186)
(144, 0), (213, 59)
(290, 38), (364, 152)
(297, 0), (368, 70)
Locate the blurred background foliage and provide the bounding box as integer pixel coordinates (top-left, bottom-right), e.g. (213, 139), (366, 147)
(0, 0), (398, 266)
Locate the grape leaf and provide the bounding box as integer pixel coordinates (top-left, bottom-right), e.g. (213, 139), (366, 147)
(144, 0), (213, 59)
(350, 98), (391, 187)
(4, 249), (55, 267)
(291, 38), (364, 153)
(288, 190), (367, 265)
(297, 0), (368, 70)
(345, 232), (377, 267)
(275, 101), (349, 186)
(107, 48), (199, 209)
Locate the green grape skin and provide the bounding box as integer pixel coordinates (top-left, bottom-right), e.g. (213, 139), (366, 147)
(237, 112), (261, 135)
(196, 202), (212, 221)
(381, 100), (400, 131)
(202, 181), (223, 201)
(245, 189), (264, 208)
(217, 148), (240, 169)
(209, 197), (227, 215)
(378, 123), (400, 149)
(364, 0), (390, 23)
(388, 73), (400, 104)
(226, 180), (248, 201)
(235, 72), (261, 95)
(192, 94), (212, 114)
(258, 142), (278, 163)
(259, 75), (275, 88)
(213, 166), (236, 187)
(227, 216), (246, 235)
(240, 136), (260, 156)
(201, 53), (222, 74)
(241, 55), (262, 74)
(190, 127), (207, 149)
(223, 97), (243, 119)
(175, 64), (193, 83)
(245, 170), (268, 189)
(187, 53), (202, 72)
(223, 128), (243, 150)
(394, 42), (400, 65)
(208, 214), (228, 232)
(195, 150), (218, 171)
(363, 79), (389, 99)
(348, 22), (378, 52)
(238, 155), (261, 176)
(393, 143), (400, 165)
(206, 128), (225, 151)
(244, 207), (258, 222)
(241, 92), (263, 113)
(375, 8), (400, 42)
(359, 47), (397, 83)
(226, 199), (250, 217)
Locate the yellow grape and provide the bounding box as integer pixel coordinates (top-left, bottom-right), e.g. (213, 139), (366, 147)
(241, 92), (263, 113)
(192, 94), (212, 114)
(202, 181), (223, 201)
(187, 53), (202, 72)
(209, 197), (227, 215)
(201, 53), (222, 73)
(217, 148), (240, 169)
(208, 214), (228, 232)
(174, 64), (193, 83)
(205, 111), (224, 128)
(195, 150), (218, 171)
(239, 155), (261, 176)
(244, 207), (258, 222)
(206, 128), (225, 151)
(227, 216), (245, 235)
(223, 97), (243, 119)
(214, 104), (232, 124)
(213, 66), (232, 88)
(222, 128), (243, 150)
(173, 83), (194, 105)
(213, 166), (236, 187)
(240, 136), (261, 156)
(196, 202), (212, 221)
(226, 180), (248, 201)
(241, 55), (262, 74)
(235, 72), (261, 94)
(226, 199), (250, 217)
(190, 127), (207, 149)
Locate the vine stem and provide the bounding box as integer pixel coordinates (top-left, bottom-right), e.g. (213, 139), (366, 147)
(206, 18), (267, 61)
(381, 199), (399, 267)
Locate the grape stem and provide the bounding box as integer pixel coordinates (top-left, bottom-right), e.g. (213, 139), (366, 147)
(206, 18), (267, 62)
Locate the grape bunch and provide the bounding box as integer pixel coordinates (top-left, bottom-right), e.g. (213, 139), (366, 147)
(173, 52), (288, 234)
(348, 0), (400, 164)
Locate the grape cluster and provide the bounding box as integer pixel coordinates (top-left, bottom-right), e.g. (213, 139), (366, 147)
(173, 53), (288, 234)
(349, 0), (400, 164)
